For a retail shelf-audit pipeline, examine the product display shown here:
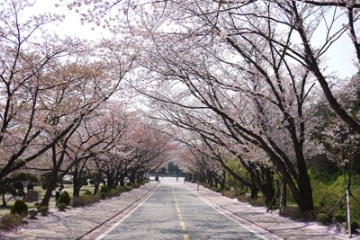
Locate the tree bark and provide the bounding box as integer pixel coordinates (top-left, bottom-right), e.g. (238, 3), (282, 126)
(41, 168), (59, 207)
(93, 171), (102, 195)
(72, 165), (81, 197)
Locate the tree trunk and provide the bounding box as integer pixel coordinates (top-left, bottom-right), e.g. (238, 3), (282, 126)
(269, 152), (313, 211)
(250, 174), (258, 199)
(129, 171), (136, 184)
(41, 143), (69, 206)
(2, 193), (6, 207)
(220, 170), (226, 191)
(93, 171), (102, 195)
(118, 171), (125, 187)
(208, 171), (213, 187)
(72, 166), (81, 197)
(250, 184), (258, 199)
(73, 184), (81, 198)
(264, 168), (275, 206)
(296, 153), (313, 210)
(138, 171), (144, 182)
(41, 168), (59, 206)
(105, 172), (115, 189)
(279, 180), (287, 215)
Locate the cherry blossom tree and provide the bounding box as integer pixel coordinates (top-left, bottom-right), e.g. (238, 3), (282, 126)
(66, 0), (360, 211)
(34, 43), (134, 206)
(291, 0), (360, 133)
(68, 0), (359, 133)
(142, 0), (322, 210)
(118, 116), (173, 184)
(65, 103), (129, 197)
(89, 112), (173, 189)
(312, 74), (360, 167)
(132, 37), (317, 210)
(0, 0), (76, 181)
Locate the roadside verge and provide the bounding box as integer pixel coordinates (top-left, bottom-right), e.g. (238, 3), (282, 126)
(2, 183), (158, 240)
(185, 182), (353, 240)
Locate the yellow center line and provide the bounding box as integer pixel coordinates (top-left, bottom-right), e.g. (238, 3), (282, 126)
(172, 186), (189, 240)
(179, 220), (186, 230)
(176, 205), (181, 214)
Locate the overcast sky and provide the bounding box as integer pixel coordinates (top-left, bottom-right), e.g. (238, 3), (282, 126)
(32, 1), (112, 40)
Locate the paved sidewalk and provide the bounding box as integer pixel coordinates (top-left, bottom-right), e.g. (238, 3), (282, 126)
(1, 183), (158, 240)
(185, 182), (358, 240)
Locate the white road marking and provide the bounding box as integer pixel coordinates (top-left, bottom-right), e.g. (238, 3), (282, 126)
(185, 184), (283, 240)
(95, 184), (160, 240)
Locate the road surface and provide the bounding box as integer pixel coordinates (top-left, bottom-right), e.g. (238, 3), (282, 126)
(2, 178), (351, 239)
(96, 178), (270, 240)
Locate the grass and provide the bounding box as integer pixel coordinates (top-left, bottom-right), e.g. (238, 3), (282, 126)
(200, 174), (360, 228)
(312, 175), (360, 224)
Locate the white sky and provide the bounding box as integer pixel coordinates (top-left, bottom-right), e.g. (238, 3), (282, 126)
(327, 38), (358, 79)
(32, 0), (112, 40)
(31, 0), (358, 79)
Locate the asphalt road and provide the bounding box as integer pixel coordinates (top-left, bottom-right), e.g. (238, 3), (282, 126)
(2, 178), (350, 239)
(96, 178), (267, 240)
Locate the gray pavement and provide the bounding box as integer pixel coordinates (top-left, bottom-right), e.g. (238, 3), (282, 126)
(185, 182), (356, 240)
(98, 182), (267, 240)
(0, 178), (358, 240)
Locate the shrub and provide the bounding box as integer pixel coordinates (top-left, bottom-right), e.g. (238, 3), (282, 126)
(100, 185), (109, 193)
(38, 206), (49, 216)
(72, 194), (101, 207)
(248, 197), (266, 207)
(118, 185), (132, 192)
(316, 213), (332, 224)
(311, 175), (360, 224)
(83, 189), (92, 195)
(125, 185), (133, 191)
(334, 214), (346, 222)
(0, 213), (23, 231)
(312, 183), (340, 210)
(223, 190), (236, 199)
(208, 186), (221, 192)
(58, 191), (71, 206)
(99, 185), (112, 199)
(57, 203), (67, 211)
(344, 221), (360, 233)
(11, 200), (28, 216)
(108, 189), (120, 197)
(345, 221), (360, 234)
(133, 183), (141, 188)
(281, 206), (302, 220)
(126, 182), (141, 188)
(138, 180), (146, 185)
(100, 192), (107, 199)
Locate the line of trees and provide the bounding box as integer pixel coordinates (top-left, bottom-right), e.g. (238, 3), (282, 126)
(0, 0), (173, 206)
(68, 0), (360, 212)
(1, 0), (359, 214)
